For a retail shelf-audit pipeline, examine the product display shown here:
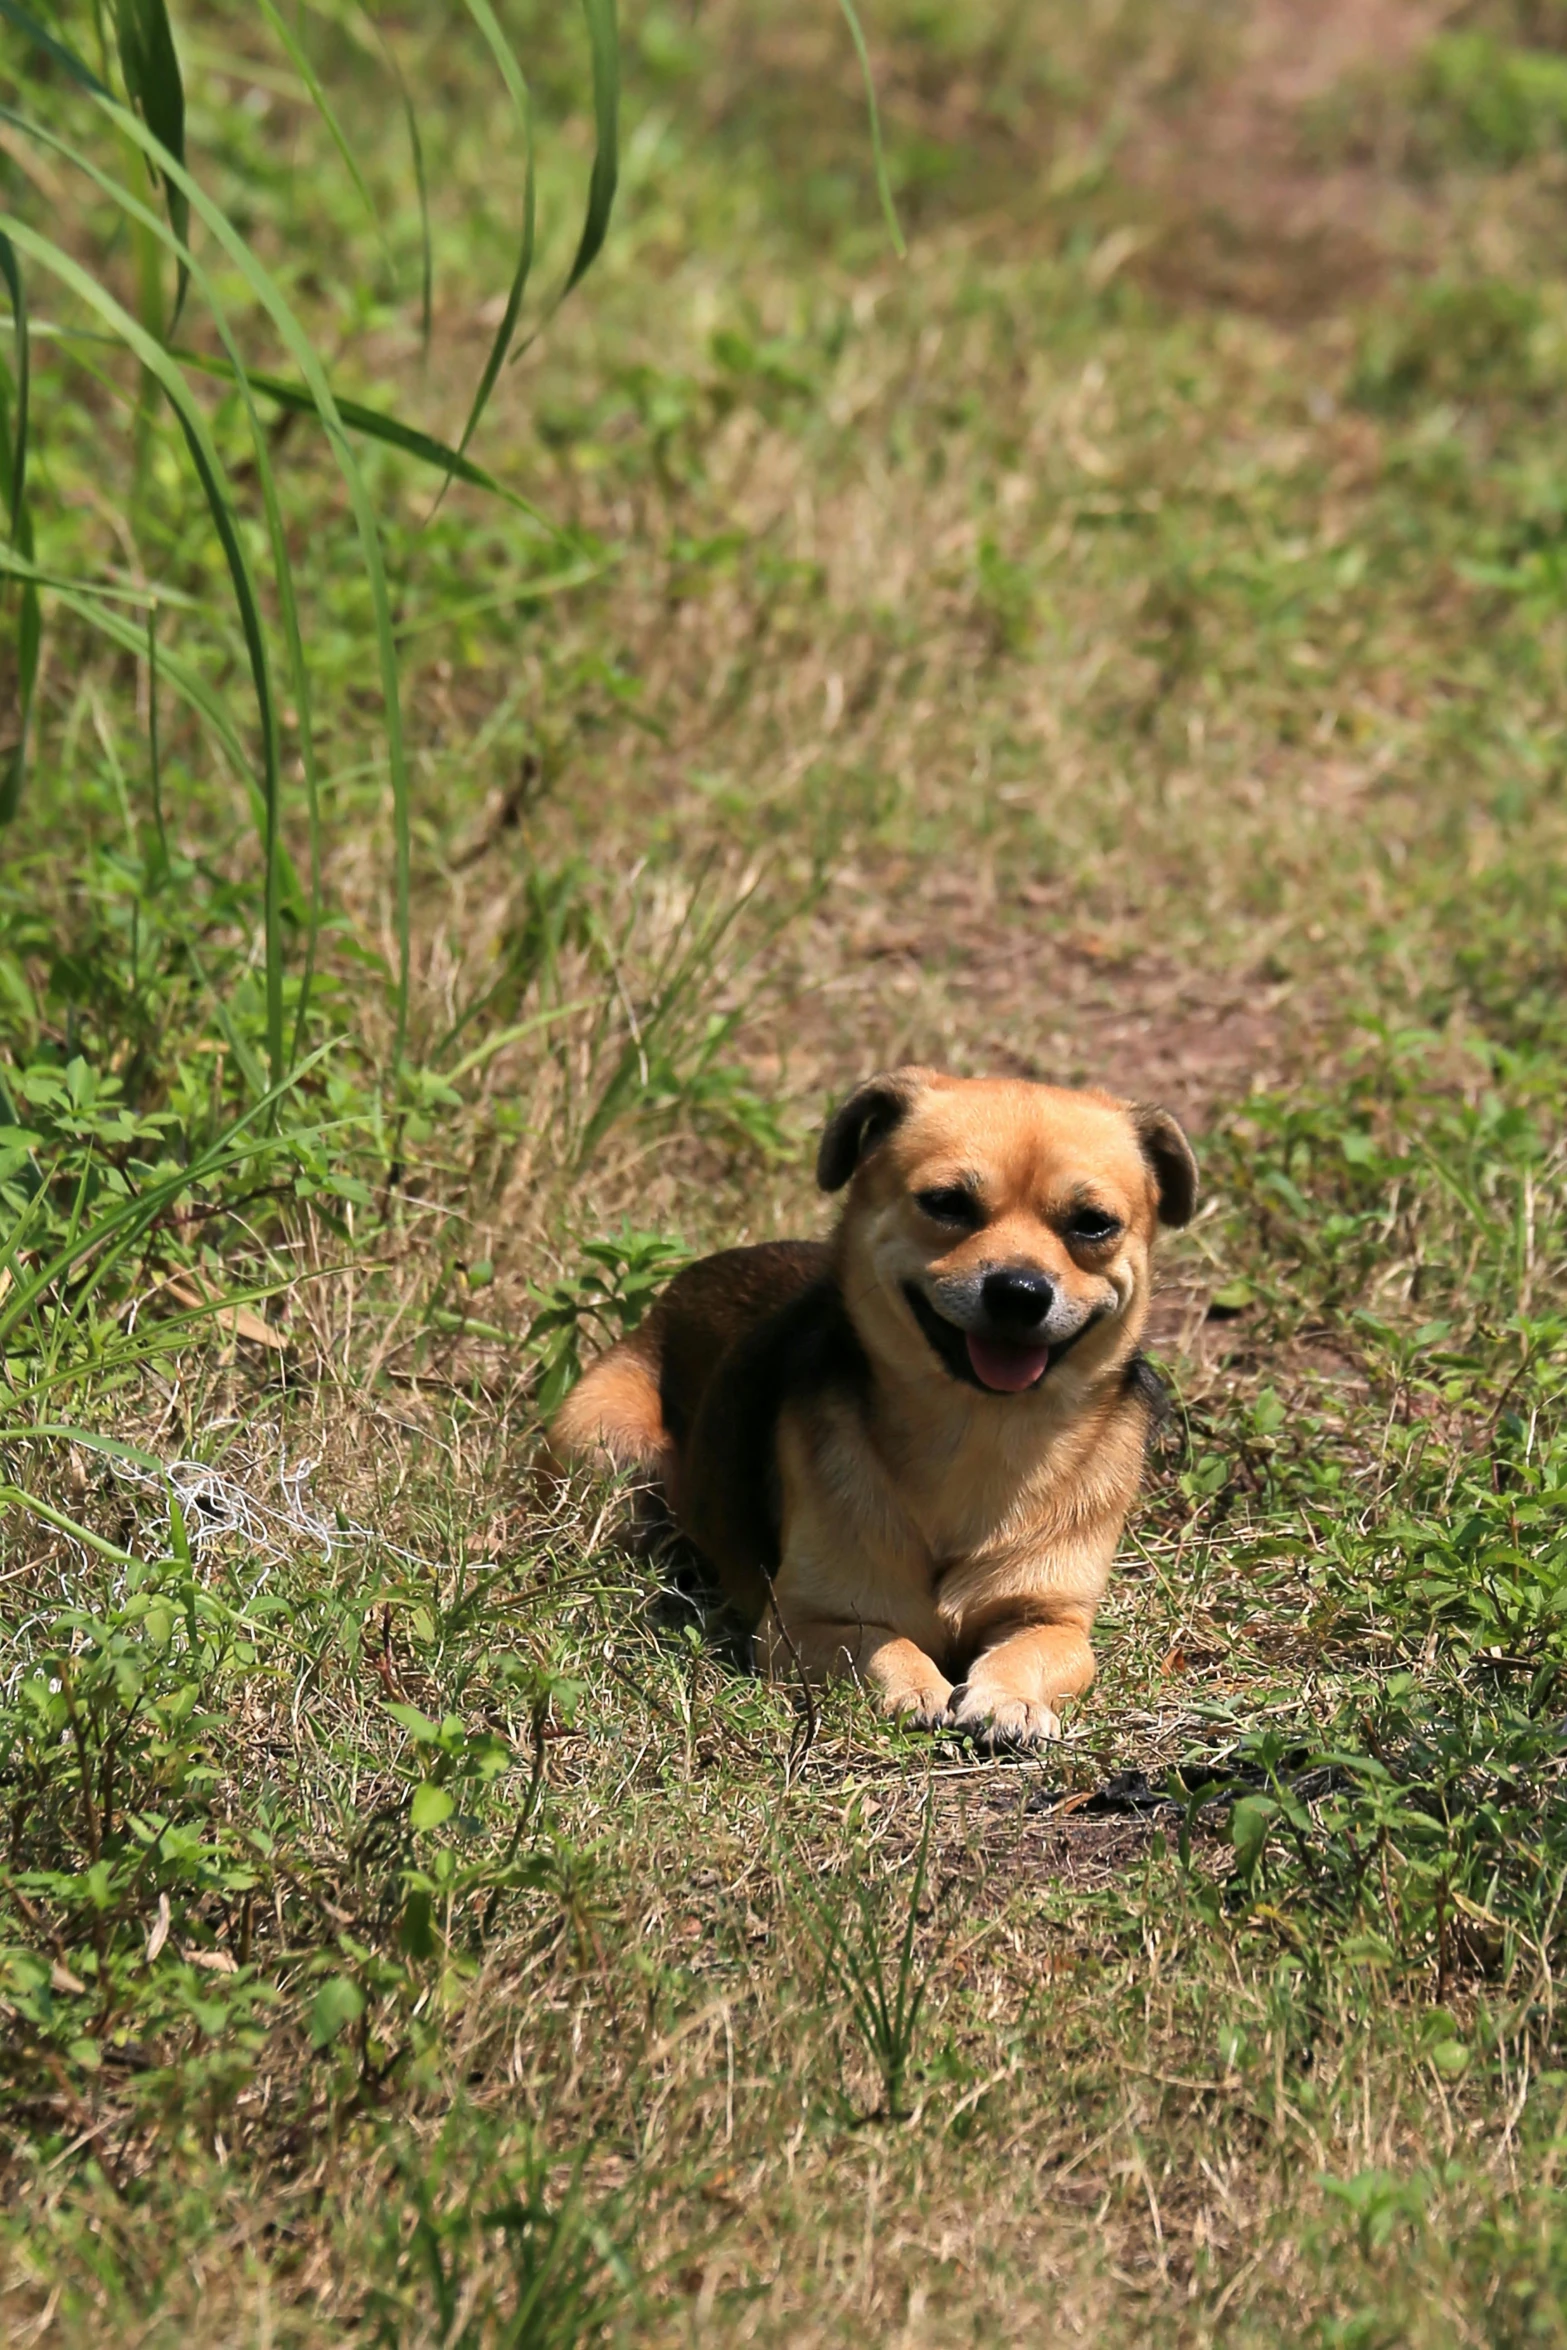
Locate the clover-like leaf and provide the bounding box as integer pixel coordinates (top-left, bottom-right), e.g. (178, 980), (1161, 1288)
(309, 1972), (365, 2049)
(410, 1781), (455, 1832)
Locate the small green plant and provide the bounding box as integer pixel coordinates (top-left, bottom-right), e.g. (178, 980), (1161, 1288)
(1316, 1405), (1567, 1665)
(1307, 29), (1567, 174)
(1416, 32), (1567, 168)
(797, 1788), (937, 2121)
(1351, 277), (1543, 410)
(0, 1042), (371, 1473)
(1320, 2165), (1434, 2260)
(366, 2106), (636, 2349)
(0, 1486), (280, 2101)
(1208, 1681), (1567, 1990)
(528, 1225), (690, 1416)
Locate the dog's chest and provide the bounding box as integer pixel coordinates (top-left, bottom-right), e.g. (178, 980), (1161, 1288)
(860, 1405), (1058, 1576)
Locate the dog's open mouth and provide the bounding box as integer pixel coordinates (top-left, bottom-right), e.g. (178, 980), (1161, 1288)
(903, 1285), (1052, 1394)
(965, 1331), (1050, 1392)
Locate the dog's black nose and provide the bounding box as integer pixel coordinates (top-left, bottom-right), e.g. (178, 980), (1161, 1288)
(981, 1267), (1053, 1330)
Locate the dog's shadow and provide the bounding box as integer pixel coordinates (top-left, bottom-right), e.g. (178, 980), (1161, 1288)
(618, 1489), (757, 1675)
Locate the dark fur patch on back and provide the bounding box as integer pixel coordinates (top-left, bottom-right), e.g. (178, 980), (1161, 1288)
(682, 1273), (870, 1615)
(654, 1240), (830, 1453)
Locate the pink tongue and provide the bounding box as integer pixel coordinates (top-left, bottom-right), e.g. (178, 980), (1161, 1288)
(966, 1332), (1050, 1393)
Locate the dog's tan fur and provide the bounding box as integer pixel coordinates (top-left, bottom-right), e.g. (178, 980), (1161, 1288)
(544, 1068), (1196, 1746)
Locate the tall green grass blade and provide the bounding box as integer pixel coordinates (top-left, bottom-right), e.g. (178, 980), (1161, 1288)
(288, 0), (432, 342)
(392, 558), (609, 641)
(24, 569), (256, 808)
(444, 998), (596, 1084)
(0, 234), (29, 550)
(390, 38), (432, 349)
(113, 0), (190, 327)
(0, 547), (191, 608)
(253, 0), (392, 277)
(18, 1425), (163, 1471)
(8, 565), (43, 819)
(0, 1483), (145, 1568)
(0, 229), (37, 824)
(0, 0), (107, 94)
(448, 0), (535, 478)
(32, 88), (415, 1069)
(564, 0), (620, 296)
(145, 602), (170, 883)
(0, 15), (416, 1057)
(168, 345), (556, 529)
(140, 641), (278, 1117)
(836, 0), (906, 259)
(24, 123), (322, 1082)
(2, 118), (324, 1057)
(0, 214), (287, 1090)
(259, 423), (323, 1071)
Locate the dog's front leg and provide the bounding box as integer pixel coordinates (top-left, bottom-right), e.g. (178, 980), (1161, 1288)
(948, 1619), (1094, 1749)
(758, 1612), (954, 1729)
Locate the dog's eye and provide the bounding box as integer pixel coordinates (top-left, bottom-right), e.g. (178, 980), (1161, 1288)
(1066, 1206), (1121, 1245)
(915, 1185), (982, 1228)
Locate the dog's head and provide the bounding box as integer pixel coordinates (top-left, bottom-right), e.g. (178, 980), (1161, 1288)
(818, 1067), (1196, 1398)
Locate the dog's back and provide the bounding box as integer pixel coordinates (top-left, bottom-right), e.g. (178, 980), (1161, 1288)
(542, 1240), (828, 1517)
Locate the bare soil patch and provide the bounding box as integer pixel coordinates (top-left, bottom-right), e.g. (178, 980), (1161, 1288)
(1128, 0), (1446, 315)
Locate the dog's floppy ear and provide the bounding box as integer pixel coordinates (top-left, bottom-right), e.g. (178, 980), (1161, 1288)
(1134, 1104), (1198, 1228)
(817, 1068), (925, 1192)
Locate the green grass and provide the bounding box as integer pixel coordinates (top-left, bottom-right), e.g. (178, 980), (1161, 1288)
(2, 0), (1567, 2341)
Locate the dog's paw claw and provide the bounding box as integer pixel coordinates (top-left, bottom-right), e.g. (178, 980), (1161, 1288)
(887, 1678), (956, 1733)
(947, 1685), (1062, 1752)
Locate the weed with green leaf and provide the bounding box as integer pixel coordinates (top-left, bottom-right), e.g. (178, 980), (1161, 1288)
(797, 1784), (937, 2123)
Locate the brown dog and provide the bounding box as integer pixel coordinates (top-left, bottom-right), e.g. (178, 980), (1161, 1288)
(544, 1068), (1196, 1746)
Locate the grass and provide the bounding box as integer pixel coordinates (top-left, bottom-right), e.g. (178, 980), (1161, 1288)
(1, 0), (1567, 2340)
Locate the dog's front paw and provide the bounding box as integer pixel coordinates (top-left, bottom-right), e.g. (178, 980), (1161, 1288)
(948, 1682), (1061, 1752)
(884, 1673), (956, 1732)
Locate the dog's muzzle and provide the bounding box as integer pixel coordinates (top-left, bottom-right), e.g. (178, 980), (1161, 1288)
(903, 1273), (1103, 1394)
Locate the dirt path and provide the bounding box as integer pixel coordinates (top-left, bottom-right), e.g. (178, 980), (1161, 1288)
(1129, 0), (1445, 316)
